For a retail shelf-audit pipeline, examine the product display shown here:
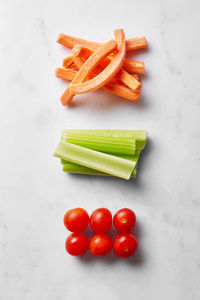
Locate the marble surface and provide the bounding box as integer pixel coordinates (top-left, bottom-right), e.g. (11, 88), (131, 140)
(1, 0), (200, 299)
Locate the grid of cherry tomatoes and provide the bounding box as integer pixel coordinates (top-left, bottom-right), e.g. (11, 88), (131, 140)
(64, 207), (138, 258)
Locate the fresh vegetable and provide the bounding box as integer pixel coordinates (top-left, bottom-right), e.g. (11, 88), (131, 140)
(89, 208), (112, 233)
(65, 233), (89, 256)
(123, 59), (145, 74)
(118, 69), (142, 91)
(113, 233), (138, 257)
(113, 208), (136, 232)
(64, 208), (89, 232)
(57, 33), (147, 52)
(56, 29), (147, 105)
(62, 56), (75, 68)
(69, 29), (126, 94)
(62, 130), (148, 151)
(89, 234), (112, 256)
(61, 160), (137, 178)
(61, 39), (117, 105)
(54, 130), (147, 179)
(125, 37), (147, 52)
(56, 67), (140, 101)
(56, 68), (77, 81)
(72, 44), (93, 58)
(72, 45), (142, 91)
(62, 131), (136, 155)
(72, 44), (145, 75)
(63, 208), (139, 258)
(54, 141), (136, 180)
(103, 81), (140, 101)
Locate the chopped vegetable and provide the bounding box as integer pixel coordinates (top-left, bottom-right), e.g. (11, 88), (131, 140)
(54, 141), (136, 180)
(56, 67), (140, 101)
(72, 45), (93, 58)
(55, 68), (77, 81)
(72, 45), (141, 91)
(62, 130), (148, 150)
(125, 37), (147, 51)
(57, 33), (147, 52)
(62, 132), (136, 155)
(62, 161), (137, 178)
(54, 130), (147, 180)
(57, 33), (101, 51)
(72, 44), (145, 75)
(62, 56), (75, 68)
(118, 69), (142, 91)
(56, 29), (148, 105)
(60, 39), (117, 105)
(104, 82), (140, 101)
(123, 58), (145, 74)
(70, 29), (126, 94)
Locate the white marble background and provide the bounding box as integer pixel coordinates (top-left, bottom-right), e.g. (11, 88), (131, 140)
(0, 0), (200, 299)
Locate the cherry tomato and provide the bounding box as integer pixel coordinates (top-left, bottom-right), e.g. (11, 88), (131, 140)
(65, 233), (88, 256)
(90, 208), (112, 233)
(113, 233), (138, 257)
(64, 208), (89, 232)
(113, 208), (136, 232)
(89, 234), (112, 256)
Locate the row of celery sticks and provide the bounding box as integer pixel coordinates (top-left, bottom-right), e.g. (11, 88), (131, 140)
(54, 130), (148, 180)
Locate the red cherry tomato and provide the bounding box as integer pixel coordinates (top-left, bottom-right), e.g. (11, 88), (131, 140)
(64, 208), (89, 232)
(89, 234), (112, 256)
(113, 233), (138, 257)
(113, 208), (136, 232)
(90, 208), (112, 233)
(65, 233), (88, 256)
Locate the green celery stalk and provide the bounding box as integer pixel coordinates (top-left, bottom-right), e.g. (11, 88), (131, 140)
(62, 161), (137, 178)
(60, 152), (140, 178)
(60, 152), (140, 165)
(62, 130), (148, 151)
(54, 141), (136, 180)
(62, 134), (136, 155)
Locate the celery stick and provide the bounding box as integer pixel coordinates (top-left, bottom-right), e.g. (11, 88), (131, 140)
(60, 152), (140, 178)
(60, 152), (140, 165)
(62, 134), (136, 155)
(62, 163), (110, 176)
(60, 151), (140, 178)
(62, 161), (137, 178)
(54, 141), (136, 180)
(62, 130), (148, 151)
